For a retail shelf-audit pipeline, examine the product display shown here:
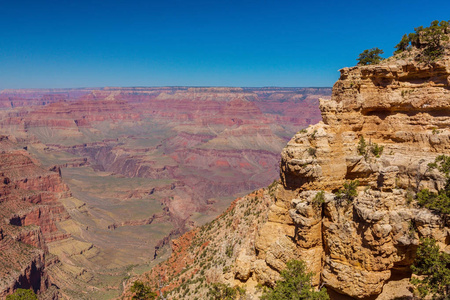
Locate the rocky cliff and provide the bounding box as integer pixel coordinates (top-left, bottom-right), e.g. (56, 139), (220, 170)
(260, 54), (450, 298)
(0, 136), (71, 299)
(126, 48), (450, 299)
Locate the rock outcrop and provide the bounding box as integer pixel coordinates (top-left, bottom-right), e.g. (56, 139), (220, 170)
(255, 55), (450, 298)
(129, 51), (450, 299)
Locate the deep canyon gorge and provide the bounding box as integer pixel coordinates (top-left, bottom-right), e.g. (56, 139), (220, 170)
(0, 87), (329, 299)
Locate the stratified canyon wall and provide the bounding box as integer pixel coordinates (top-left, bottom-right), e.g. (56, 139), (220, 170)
(0, 136), (70, 299)
(129, 50), (450, 299)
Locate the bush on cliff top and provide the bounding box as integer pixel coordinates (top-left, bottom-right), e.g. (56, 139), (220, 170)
(261, 260), (329, 300)
(356, 48), (385, 65)
(358, 20), (450, 65)
(394, 20), (450, 61)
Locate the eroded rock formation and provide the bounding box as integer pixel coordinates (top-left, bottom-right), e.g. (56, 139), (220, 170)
(129, 53), (450, 299)
(252, 55), (450, 298)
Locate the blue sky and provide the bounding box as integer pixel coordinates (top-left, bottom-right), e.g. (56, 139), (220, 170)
(1, 0), (449, 88)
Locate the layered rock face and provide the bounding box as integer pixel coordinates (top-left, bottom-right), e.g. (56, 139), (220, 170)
(0, 136), (71, 299)
(257, 56), (450, 298)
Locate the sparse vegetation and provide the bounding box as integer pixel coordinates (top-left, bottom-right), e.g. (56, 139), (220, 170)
(6, 289), (38, 300)
(207, 283), (245, 300)
(357, 136), (383, 159)
(428, 155), (450, 176)
(395, 20), (450, 62)
(261, 260), (329, 300)
(312, 191), (325, 208)
(225, 243), (234, 258)
(357, 136), (367, 156)
(370, 143), (384, 158)
(130, 281), (157, 300)
(357, 48), (385, 65)
(432, 128), (441, 135)
(408, 220), (417, 239)
(417, 155), (450, 215)
(411, 238), (450, 299)
(335, 180), (359, 203)
(268, 180), (278, 197)
(308, 147), (317, 157)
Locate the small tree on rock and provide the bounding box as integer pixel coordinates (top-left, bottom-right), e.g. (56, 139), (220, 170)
(356, 48), (384, 65)
(395, 34), (410, 53)
(261, 260), (329, 300)
(411, 238), (450, 299)
(130, 281), (157, 300)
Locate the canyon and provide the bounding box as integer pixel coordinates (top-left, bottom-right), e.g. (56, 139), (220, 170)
(0, 87), (329, 299)
(126, 41), (450, 299)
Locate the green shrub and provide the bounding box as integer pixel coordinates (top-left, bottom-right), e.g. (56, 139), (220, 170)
(357, 48), (385, 65)
(225, 244), (234, 258)
(395, 20), (450, 62)
(261, 260), (329, 300)
(312, 191), (325, 209)
(6, 289), (37, 300)
(130, 281), (157, 300)
(411, 238), (450, 299)
(357, 136), (383, 159)
(308, 147), (317, 157)
(417, 187), (450, 215)
(394, 34), (411, 53)
(370, 143), (384, 158)
(207, 283), (244, 300)
(428, 155), (450, 176)
(418, 155), (450, 214)
(335, 180), (359, 203)
(357, 136), (367, 156)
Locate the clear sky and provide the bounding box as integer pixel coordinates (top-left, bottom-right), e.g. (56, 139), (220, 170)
(1, 0), (449, 89)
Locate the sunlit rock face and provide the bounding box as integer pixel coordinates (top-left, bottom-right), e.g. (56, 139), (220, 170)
(268, 55), (450, 298)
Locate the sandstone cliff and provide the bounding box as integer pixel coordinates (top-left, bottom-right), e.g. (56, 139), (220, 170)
(126, 45), (450, 299)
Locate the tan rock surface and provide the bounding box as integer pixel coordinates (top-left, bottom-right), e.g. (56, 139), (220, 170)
(264, 52), (450, 298)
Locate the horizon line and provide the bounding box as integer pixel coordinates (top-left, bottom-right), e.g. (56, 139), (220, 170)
(0, 85), (333, 92)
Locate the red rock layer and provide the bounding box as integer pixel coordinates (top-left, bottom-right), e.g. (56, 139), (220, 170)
(0, 136), (72, 297)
